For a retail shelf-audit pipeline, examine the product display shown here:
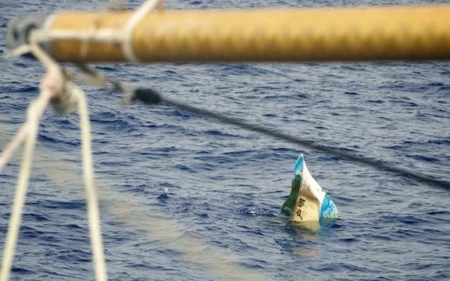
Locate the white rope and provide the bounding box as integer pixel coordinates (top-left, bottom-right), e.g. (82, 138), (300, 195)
(42, 29), (107, 279)
(27, 1), (163, 63)
(0, 31), (64, 280)
(122, 0), (161, 62)
(77, 86), (108, 281)
(0, 33), (59, 174)
(0, 90), (52, 281)
(0, 124), (28, 173)
(48, 30), (121, 43)
(1, 29), (108, 280)
(4, 45), (31, 59)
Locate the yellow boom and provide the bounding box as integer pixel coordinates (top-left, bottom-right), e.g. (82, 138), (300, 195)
(31, 5), (450, 63)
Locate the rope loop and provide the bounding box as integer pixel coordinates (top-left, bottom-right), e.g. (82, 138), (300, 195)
(122, 0), (163, 62)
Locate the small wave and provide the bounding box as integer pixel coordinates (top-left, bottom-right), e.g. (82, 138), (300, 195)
(0, 85), (38, 93)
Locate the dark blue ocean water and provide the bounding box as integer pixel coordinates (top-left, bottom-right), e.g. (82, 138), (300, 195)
(1, 1), (450, 280)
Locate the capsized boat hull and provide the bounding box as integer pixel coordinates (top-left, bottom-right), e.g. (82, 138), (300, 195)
(281, 154), (338, 228)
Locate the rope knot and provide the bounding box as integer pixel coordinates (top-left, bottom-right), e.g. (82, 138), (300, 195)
(41, 66), (80, 115)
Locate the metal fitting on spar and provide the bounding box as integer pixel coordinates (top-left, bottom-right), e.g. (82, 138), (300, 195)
(7, 14), (50, 56)
(6, 5), (450, 63)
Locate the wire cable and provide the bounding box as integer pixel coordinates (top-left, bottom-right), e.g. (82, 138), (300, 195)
(132, 88), (450, 191)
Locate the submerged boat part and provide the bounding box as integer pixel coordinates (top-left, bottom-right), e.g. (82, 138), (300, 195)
(282, 154), (338, 230)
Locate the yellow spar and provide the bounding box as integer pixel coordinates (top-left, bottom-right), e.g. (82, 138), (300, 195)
(9, 4), (450, 63)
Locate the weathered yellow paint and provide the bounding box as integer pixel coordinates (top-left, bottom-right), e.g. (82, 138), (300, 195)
(48, 5), (450, 62)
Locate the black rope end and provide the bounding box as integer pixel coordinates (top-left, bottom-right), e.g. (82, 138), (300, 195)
(133, 88), (162, 105)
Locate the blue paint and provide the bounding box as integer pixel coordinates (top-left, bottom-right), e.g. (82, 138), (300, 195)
(320, 194), (338, 221)
(293, 154), (304, 176)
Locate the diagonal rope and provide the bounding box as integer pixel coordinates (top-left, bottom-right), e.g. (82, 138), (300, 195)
(77, 86), (108, 281)
(131, 88), (450, 191)
(0, 32), (66, 280)
(0, 90), (52, 281)
(122, 0), (162, 62)
(0, 124), (29, 173)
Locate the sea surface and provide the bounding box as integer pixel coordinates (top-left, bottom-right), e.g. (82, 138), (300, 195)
(1, 0), (449, 280)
